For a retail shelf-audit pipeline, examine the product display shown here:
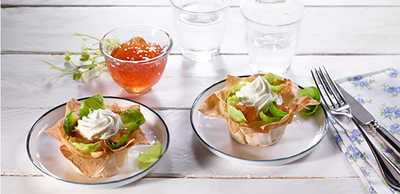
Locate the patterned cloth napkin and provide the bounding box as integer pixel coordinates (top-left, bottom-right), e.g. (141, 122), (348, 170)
(329, 68), (400, 194)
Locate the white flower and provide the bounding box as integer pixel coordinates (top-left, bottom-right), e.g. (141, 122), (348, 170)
(81, 42), (89, 51)
(65, 49), (74, 56)
(95, 65), (106, 74)
(79, 68), (90, 78)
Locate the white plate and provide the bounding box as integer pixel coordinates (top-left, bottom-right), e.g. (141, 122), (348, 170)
(26, 96), (170, 188)
(190, 77), (328, 165)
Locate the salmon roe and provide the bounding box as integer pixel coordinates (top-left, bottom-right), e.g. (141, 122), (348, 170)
(111, 37), (163, 61)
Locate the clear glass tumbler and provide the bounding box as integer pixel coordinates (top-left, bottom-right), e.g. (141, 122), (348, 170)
(170, 0), (231, 62)
(100, 25), (173, 94)
(241, 0), (305, 76)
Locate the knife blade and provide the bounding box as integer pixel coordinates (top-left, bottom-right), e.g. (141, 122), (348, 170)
(337, 84), (400, 156)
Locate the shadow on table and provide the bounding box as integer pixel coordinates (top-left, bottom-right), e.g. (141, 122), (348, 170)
(179, 56), (230, 78)
(190, 132), (216, 168)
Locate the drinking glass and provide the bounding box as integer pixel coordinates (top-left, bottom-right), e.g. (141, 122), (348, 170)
(241, 0), (305, 75)
(100, 25), (173, 94)
(170, 0), (231, 62)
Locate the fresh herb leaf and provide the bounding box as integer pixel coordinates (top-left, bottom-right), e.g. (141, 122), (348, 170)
(263, 73), (282, 84)
(73, 72), (82, 80)
(42, 33), (120, 81)
(228, 82), (247, 97)
(63, 110), (79, 134)
(138, 140), (163, 163)
(64, 56), (71, 62)
(79, 53), (90, 62)
(297, 86), (320, 101)
(268, 102), (288, 117)
(79, 93), (106, 118)
(297, 86), (320, 115)
(270, 84), (284, 92)
(227, 95), (247, 123)
(259, 111), (282, 123)
(69, 137), (101, 153)
(108, 134), (128, 149)
(120, 109), (146, 132)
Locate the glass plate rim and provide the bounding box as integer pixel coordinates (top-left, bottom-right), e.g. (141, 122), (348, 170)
(26, 96), (170, 186)
(189, 75), (329, 163)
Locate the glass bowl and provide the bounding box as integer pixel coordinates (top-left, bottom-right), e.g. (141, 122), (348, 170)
(100, 25), (173, 94)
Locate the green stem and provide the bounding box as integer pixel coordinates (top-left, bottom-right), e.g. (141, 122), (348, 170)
(71, 32), (101, 42)
(41, 60), (75, 72)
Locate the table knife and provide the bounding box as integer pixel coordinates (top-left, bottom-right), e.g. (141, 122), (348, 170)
(337, 84), (400, 156)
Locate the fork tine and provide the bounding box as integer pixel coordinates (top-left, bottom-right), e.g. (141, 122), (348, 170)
(317, 66), (345, 108)
(311, 68), (332, 109)
(321, 66), (346, 105)
(317, 67), (339, 105)
(313, 67), (338, 108)
(319, 66), (346, 108)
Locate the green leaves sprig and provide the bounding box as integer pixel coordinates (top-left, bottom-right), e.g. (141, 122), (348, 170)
(42, 33), (120, 81)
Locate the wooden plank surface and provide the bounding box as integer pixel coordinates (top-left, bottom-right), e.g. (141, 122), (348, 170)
(1, 54), (398, 108)
(2, 0), (399, 193)
(2, 0), (400, 6)
(2, 7), (400, 54)
(1, 177), (367, 194)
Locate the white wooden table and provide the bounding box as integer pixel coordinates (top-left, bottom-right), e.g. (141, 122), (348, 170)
(1, 0), (400, 193)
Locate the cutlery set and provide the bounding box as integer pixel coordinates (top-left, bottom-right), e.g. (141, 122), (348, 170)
(338, 85), (400, 156)
(311, 66), (400, 189)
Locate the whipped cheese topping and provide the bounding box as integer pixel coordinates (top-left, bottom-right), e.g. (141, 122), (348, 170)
(76, 109), (125, 140)
(235, 76), (282, 112)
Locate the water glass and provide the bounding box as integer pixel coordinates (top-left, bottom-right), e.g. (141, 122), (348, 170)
(241, 0), (305, 75)
(170, 0), (231, 62)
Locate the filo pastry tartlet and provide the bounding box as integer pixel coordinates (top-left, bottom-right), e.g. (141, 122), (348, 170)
(45, 94), (150, 178)
(198, 74), (319, 147)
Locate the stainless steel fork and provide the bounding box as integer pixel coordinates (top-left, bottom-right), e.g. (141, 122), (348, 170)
(311, 66), (400, 190)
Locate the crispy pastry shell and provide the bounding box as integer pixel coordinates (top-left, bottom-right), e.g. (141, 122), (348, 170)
(198, 74), (320, 147)
(45, 98), (150, 178)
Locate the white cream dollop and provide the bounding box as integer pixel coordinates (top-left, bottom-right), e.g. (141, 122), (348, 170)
(235, 76), (282, 112)
(76, 109), (125, 140)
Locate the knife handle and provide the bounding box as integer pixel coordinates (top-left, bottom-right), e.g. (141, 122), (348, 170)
(352, 118), (400, 189)
(372, 120), (400, 156)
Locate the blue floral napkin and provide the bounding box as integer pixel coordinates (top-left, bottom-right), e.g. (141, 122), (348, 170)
(328, 68), (400, 194)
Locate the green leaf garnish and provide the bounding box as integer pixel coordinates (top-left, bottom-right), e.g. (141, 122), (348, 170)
(138, 140), (163, 163)
(63, 110), (79, 134)
(259, 112), (282, 123)
(268, 102), (288, 117)
(297, 86), (321, 115)
(69, 137), (101, 153)
(120, 109), (146, 132)
(42, 33), (120, 81)
(64, 56), (71, 62)
(79, 53), (90, 62)
(79, 93), (106, 118)
(297, 86), (320, 101)
(263, 73), (282, 84)
(227, 95), (247, 123)
(228, 82), (247, 97)
(73, 72), (82, 80)
(270, 84), (284, 92)
(108, 134), (128, 149)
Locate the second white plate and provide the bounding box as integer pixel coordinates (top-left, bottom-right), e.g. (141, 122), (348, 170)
(190, 77), (328, 165)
